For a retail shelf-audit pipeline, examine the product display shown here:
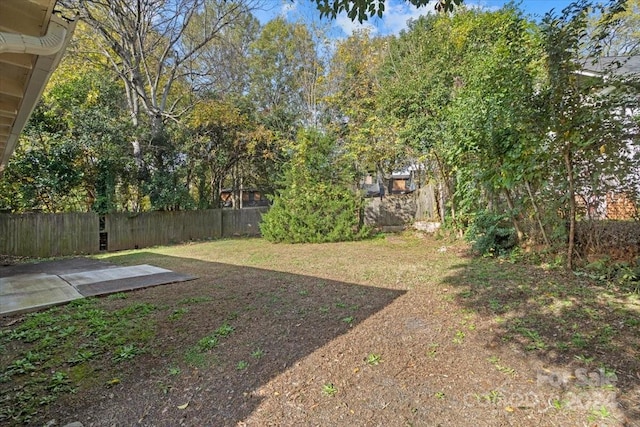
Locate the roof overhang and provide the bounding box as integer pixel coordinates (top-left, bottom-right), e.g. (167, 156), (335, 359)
(577, 56), (640, 80)
(0, 0), (76, 177)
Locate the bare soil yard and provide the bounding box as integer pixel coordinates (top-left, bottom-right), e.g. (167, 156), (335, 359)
(1, 233), (639, 426)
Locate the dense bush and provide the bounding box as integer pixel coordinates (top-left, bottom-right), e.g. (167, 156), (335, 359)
(260, 182), (368, 243)
(260, 129), (369, 243)
(465, 209), (517, 256)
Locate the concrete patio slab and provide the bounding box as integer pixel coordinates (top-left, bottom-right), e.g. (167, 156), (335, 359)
(0, 273), (83, 315)
(60, 265), (172, 286)
(75, 271), (195, 297)
(0, 258), (197, 317)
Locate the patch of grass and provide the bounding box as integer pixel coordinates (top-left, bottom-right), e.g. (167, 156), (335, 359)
(322, 383), (337, 396)
(587, 405), (612, 422)
(574, 354), (595, 365)
(68, 349), (97, 365)
(251, 348), (264, 359)
(341, 316), (355, 325)
(184, 348), (208, 367)
(197, 335), (220, 351)
(107, 292), (128, 300)
(112, 344), (143, 363)
(185, 322), (236, 366)
(0, 294), (161, 423)
(168, 366), (181, 376)
(551, 398), (567, 410)
(571, 333), (588, 349)
(513, 326), (546, 351)
(453, 330), (465, 344)
(214, 323), (235, 337)
(168, 307), (189, 321)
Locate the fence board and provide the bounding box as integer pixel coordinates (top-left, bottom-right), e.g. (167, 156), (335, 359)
(0, 213), (98, 257)
(222, 207), (267, 237)
(105, 210), (223, 252)
(0, 209), (265, 257)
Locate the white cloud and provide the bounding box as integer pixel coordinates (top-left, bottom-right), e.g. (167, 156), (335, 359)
(335, 13), (378, 36)
(331, 0), (439, 37)
(279, 0), (298, 18)
(379, 0), (436, 35)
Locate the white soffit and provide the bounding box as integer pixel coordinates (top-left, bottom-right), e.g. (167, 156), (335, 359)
(0, 0), (76, 177)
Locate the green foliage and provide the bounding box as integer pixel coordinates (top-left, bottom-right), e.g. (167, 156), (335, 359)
(313, 0), (461, 22)
(465, 210), (517, 256)
(261, 129), (369, 243)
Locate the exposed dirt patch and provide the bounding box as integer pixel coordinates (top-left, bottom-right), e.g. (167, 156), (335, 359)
(1, 234), (639, 426)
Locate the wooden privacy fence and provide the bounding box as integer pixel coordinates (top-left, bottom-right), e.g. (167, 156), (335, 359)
(0, 212), (97, 258)
(0, 207), (268, 257)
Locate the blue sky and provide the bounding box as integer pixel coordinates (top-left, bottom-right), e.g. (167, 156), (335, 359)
(259, 0), (578, 37)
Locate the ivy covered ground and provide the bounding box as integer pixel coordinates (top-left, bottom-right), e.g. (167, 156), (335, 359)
(1, 233), (638, 426)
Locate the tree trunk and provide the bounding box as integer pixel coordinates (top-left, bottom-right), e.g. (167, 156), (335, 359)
(525, 180), (551, 247)
(564, 146), (576, 270)
(503, 188), (524, 243)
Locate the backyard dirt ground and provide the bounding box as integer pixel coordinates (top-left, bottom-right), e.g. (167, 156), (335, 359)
(1, 233), (639, 426)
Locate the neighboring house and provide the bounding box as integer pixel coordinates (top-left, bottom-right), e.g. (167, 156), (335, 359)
(220, 189), (270, 208)
(0, 0), (76, 177)
(361, 164), (423, 198)
(577, 56), (640, 220)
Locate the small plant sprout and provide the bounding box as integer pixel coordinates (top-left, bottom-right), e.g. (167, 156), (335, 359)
(214, 323), (234, 337)
(453, 330), (465, 344)
(236, 360), (249, 370)
(341, 316), (354, 325)
(197, 335), (219, 351)
(168, 366), (181, 376)
(251, 348), (264, 359)
(487, 356), (516, 376)
(322, 383), (337, 396)
(552, 398), (566, 410)
(366, 353), (382, 366)
(426, 343), (439, 358)
(434, 392), (445, 399)
(112, 344), (142, 362)
(588, 405), (612, 422)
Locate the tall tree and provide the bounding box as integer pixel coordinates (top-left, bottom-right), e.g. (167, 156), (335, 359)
(326, 30), (403, 186)
(60, 0), (263, 174)
(248, 17), (322, 139)
(540, 0), (639, 268)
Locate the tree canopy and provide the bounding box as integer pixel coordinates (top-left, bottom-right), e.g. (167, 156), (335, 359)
(311, 0), (463, 22)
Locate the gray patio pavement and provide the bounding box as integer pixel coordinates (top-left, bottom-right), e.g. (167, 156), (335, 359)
(0, 258), (196, 316)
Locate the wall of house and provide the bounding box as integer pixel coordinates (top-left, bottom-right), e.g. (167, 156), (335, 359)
(0, 207), (267, 257)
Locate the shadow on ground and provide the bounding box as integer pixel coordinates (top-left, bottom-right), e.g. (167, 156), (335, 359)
(441, 257), (640, 423)
(2, 252), (405, 426)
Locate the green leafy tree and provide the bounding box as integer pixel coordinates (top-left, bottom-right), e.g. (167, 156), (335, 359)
(186, 99), (275, 208)
(538, 0), (639, 268)
(260, 129), (369, 243)
(249, 17), (322, 139)
(0, 69), (132, 213)
(325, 31), (404, 186)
